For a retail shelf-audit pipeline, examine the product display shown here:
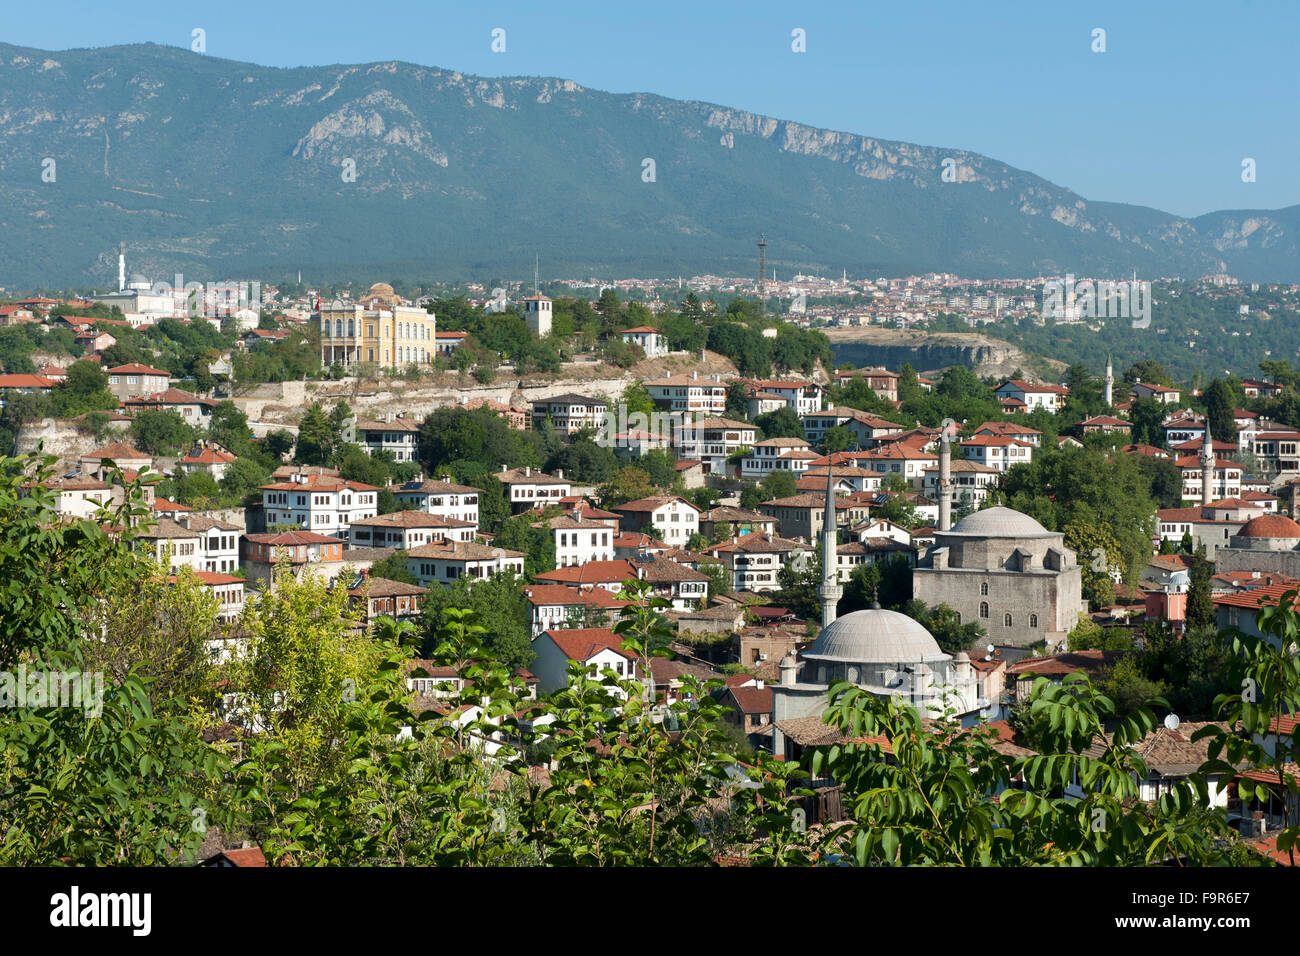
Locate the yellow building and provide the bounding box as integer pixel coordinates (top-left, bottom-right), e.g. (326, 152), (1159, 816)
(319, 283), (437, 369)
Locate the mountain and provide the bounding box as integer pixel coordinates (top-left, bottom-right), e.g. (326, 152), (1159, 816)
(1, 41), (1297, 288)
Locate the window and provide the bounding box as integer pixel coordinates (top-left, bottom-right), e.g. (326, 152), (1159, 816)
(979, 602), (989, 618)
(980, 582), (988, 596)
(1004, 613), (1013, 627)
(1030, 614), (1039, 629)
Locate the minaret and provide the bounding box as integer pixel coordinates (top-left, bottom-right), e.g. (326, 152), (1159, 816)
(818, 465), (842, 628)
(938, 424), (953, 532)
(118, 242), (126, 293)
(1104, 353), (1114, 407)
(1200, 417), (1215, 507)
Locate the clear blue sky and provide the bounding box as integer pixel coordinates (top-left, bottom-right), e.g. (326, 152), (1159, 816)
(5, 0), (1297, 217)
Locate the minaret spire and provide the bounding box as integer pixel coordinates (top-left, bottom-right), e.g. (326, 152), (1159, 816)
(1201, 415), (1215, 507)
(938, 424), (953, 532)
(1104, 353), (1114, 407)
(818, 463), (842, 628)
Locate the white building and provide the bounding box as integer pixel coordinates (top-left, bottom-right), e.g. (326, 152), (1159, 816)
(620, 326), (668, 358)
(355, 416), (421, 463)
(523, 295), (553, 336)
(406, 540), (527, 587)
(173, 514), (242, 574)
(497, 467), (573, 512)
(259, 474), (379, 538)
(530, 394), (608, 437)
(959, 436), (1035, 474)
(548, 513), (616, 568)
(531, 628), (638, 697)
(643, 373), (728, 415)
(614, 495), (701, 546)
(392, 478), (481, 526)
(994, 380), (1070, 413)
(740, 437), (814, 478)
(672, 417), (757, 475)
(348, 511), (477, 549)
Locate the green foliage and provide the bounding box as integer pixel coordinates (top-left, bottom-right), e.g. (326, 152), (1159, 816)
(754, 406), (803, 440)
(367, 550), (419, 586)
(50, 360), (117, 418)
(129, 409), (198, 455)
(418, 405), (543, 480)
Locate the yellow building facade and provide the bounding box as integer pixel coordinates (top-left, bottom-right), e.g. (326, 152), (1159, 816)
(318, 283), (437, 369)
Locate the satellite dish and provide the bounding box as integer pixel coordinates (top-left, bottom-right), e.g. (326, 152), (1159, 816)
(1164, 713), (1180, 731)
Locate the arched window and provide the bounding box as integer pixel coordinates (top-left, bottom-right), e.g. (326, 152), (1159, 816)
(1030, 613), (1038, 629)
(981, 582), (988, 596)
(1004, 612), (1013, 627)
(347, 319), (354, 337)
(979, 602), (989, 618)
(333, 319), (342, 337)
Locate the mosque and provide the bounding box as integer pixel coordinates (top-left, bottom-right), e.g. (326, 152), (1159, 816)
(770, 429), (1085, 757)
(771, 464), (988, 757)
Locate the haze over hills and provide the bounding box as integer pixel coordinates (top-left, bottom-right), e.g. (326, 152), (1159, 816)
(2, 40), (1299, 288)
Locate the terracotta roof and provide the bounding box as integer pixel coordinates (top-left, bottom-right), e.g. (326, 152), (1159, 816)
(1237, 514), (1300, 539)
(82, 441), (150, 460)
(0, 374), (56, 388)
(259, 475), (379, 492)
(349, 510), (475, 529)
(1212, 583), (1294, 610)
(1006, 649), (1124, 678)
(539, 627), (637, 662)
(395, 478), (479, 495)
(124, 387), (218, 408)
(524, 584), (630, 609)
(726, 685), (774, 715)
(406, 540), (526, 561)
(245, 530), (342, 546)
(615, 495), (698, 513)
(106, 363), (170, 376)
(347, 576), (430, 598)
(534, 560), (639, 586)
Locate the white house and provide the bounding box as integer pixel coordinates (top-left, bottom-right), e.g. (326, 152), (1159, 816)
(643, 373), (728, 415)
(406, 540), (527, 587)
(354, 415), (421, 463)
(547, 513), (616, 567)
(620, 325), (668, 358)
(745, 379), (821, 415)
(392, 478), (481, 527)
(740, 437), (814, 478)
(259, 473), (379, 538)
(173, 514), (242, 574)
(994, 379), (1070, 413)
(959, 435), (1035, 474)
(530, 394), (608, 436)
(614, 495), (701, 546)
(497, 467), (573, 512)
(531, 628), (639, 697)
(672, 417), (757, 475)
(348, 510), (477, 549)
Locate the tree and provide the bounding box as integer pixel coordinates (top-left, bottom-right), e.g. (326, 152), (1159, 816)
(598, 466), (657, 508)
(1128, 397), (1166, 447)
(1203, 378), (1238, 443)
(130, 409), (197, 455)
(698, 559), (731, 600)
(822, 425), (855, 453)
(367, 550), (419, 585)
(296, 402), (340, 467)
(418, 572), (534, 668)
(1186, 547), (1215, 631)
(754, 406), (804, 440)
(495, 512), (557, 577)
(50, 360), (116, 418)
(758, 468), (797, 502)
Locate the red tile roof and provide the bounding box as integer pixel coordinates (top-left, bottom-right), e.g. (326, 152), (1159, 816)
(540, 627), (638, 661)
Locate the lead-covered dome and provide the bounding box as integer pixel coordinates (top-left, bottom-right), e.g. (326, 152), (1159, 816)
(804, 608), (947, 664)
(947, 506), (1053, 538)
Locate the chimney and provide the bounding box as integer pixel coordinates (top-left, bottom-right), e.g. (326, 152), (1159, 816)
(526, 466), (531, 477)
(755, 679), (765, 690)
(556, 469), (564, 480)
(693, 371), (698, 380)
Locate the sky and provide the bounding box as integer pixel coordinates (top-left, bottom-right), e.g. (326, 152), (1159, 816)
(3, 0), (1297, 218)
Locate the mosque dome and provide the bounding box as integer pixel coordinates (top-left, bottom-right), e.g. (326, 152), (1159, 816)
(946, 506), (1053, 538)
(1238, 514), (1300, 540)
(804, 607), (947, 665)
